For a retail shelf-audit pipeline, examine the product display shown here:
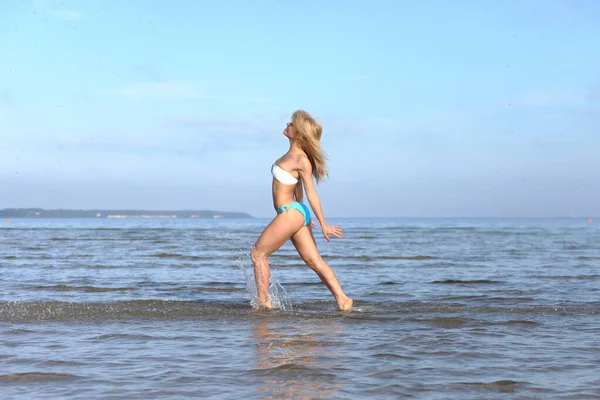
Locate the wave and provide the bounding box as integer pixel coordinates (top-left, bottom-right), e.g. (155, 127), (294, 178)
(0, 372), (79, 382)
(502, 320), (541, 326)
(2, 299), (598, 322)
(531, 275), (600, 280)
(2, 328), (35, 335)
(151, 253), (205, 260)
(93, 333), (155, 340)
(432, 279), (503, 285)
(249, 363), (337, 378)
(315, 255), (437, 261)
(450, 379), (525, 392)
(372, 353), (416, 360)
(406, 316), (472, 328)
(379, 227), (478, 231)
(28, 285), (134, 293)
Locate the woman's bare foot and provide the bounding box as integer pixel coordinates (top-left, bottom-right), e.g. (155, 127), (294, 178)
(251, 300), (273, 312)
(263, 300), (273, 309)
(257, 296), (272, 309)
(337, 295), (353, 311)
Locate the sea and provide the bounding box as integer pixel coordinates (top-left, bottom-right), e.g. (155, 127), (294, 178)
(1, 217), (599, 399)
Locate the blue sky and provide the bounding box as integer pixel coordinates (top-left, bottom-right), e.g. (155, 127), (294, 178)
(1, 0), (598, 217)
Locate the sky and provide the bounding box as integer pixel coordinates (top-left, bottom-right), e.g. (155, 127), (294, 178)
(1, 0), (599, 218)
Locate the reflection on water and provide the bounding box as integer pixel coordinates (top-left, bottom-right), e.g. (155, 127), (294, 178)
(251, 317), (345, 399)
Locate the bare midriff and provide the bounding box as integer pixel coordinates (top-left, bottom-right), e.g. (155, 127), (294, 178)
(272, 180), (297, 211)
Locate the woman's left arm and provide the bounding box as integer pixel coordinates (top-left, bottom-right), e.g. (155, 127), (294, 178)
(294, 179), (303, 202)
(295, 178), (316, 227)
(298, 158), (343, 239)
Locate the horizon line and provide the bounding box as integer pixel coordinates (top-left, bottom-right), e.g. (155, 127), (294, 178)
(0, 208), (595, 220)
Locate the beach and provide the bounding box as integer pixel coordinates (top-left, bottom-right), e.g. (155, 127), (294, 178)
(1, 217), (599, 399)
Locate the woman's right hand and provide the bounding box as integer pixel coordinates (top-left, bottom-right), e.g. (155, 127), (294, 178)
(322, 224), (344, 241)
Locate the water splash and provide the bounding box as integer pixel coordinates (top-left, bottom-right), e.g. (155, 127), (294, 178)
(269, 280), (293, 311)
(236, 256), (293, 311)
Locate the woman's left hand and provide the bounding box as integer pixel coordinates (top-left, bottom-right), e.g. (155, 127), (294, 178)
(322, 224), (344, 241)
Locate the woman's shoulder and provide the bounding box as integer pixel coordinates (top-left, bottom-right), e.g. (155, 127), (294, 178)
(293, 152), (311, 170)
(290, 149), (307, 161)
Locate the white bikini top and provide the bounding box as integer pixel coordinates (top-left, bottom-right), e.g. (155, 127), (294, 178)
(271, 164), (298, 185)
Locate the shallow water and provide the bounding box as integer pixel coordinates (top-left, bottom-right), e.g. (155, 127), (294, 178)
(1, 218), (599, 399)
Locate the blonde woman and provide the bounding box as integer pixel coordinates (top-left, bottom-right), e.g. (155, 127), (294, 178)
(250, 110), (353, 311)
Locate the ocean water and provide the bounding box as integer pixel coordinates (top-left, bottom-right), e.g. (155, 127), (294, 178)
(1, 217), (599, 399)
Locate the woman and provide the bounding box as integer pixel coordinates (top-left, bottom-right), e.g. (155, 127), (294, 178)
(250, 110), (353, 311)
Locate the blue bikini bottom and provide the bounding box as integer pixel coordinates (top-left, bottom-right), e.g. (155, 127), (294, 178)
(276, 201), (311, 226)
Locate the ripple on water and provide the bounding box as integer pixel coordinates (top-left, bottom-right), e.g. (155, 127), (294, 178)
(0, 372), (80, 383)
(249, 363), (338, 379)
(41, 360), (86, 366)
(2, 328), (35, 335)
(29, 285), (134, 293)
(447, 379), (531, 394)
(432, 279), (504, 285)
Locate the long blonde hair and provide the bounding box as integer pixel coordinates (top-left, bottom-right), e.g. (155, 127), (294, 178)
(292, 110), (328, 183)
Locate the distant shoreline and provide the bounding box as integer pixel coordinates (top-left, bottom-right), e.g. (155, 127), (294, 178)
(0, 208), (253, 219)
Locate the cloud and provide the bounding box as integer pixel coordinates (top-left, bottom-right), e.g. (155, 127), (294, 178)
(97, 81), (212, 99)
(508, 85), (597, 125)
(0, 88), (17, 105)
(507, 90), (585, 108)
(49, 9), (85, 20)
(165, 112), (289, 149)
(132, 64), (168, 82)
(0, 109), (289, 162)
(97, 80), (271, 103)
(34, 0), (86, 20)
(169, 111), (404, 145)
(587, 84), (600, 104)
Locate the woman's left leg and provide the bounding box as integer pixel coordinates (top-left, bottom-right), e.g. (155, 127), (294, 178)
(290, 225), (353, 310)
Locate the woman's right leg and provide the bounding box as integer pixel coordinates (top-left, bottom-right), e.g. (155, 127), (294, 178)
(291, 225), (353, 311)
(251, 210), (304, 309)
